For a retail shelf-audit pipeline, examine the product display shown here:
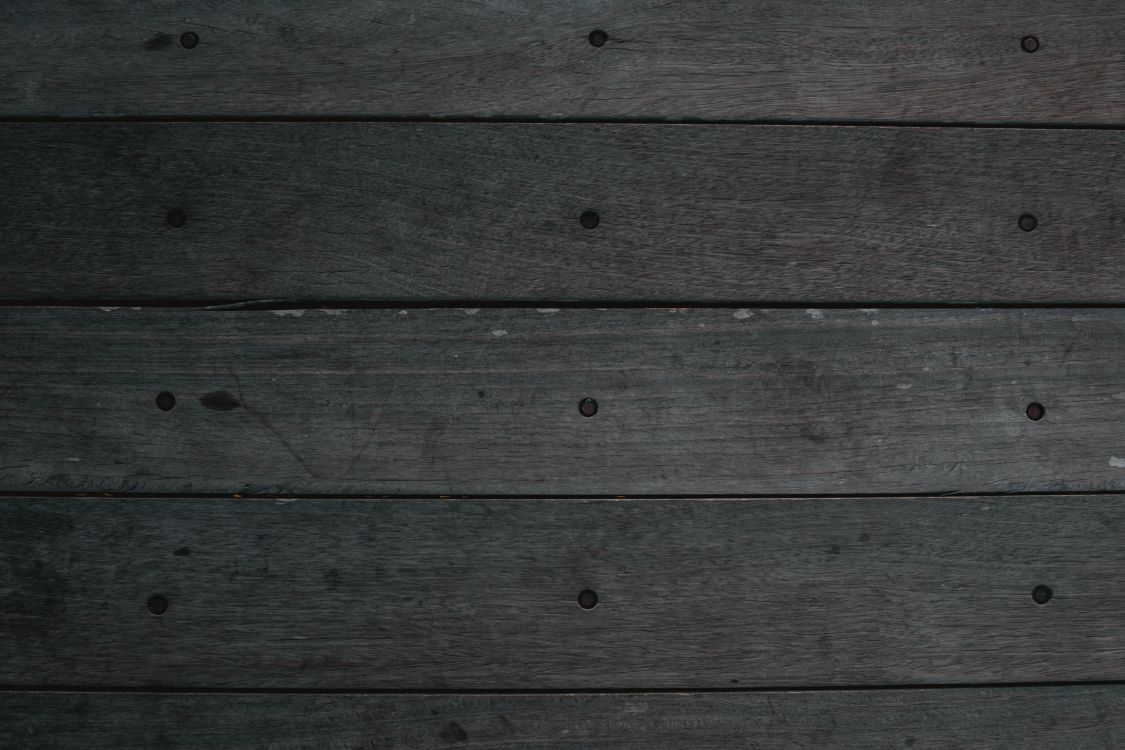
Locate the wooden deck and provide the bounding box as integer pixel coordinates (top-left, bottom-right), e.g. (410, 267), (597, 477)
(3, 2), (1125, 747)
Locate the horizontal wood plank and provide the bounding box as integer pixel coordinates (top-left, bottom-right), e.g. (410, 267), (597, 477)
(2, 307), (1125, 495)
(3, 686), (1124, 748)
(2, 123), (1125, 303)
(2, 495), (1125, 688)
(2, 1), (1125, 122)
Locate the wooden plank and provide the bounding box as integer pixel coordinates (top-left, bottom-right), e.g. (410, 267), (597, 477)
(2, 1), (1125, 122)
(2, 495), (1125, 687)
(3, 123), (1125, 303)
(3, 686), (1124, 748)
(2, 306), (1125, 495)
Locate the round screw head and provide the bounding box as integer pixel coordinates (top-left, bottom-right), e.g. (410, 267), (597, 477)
(1032, 584), (1053, 604)
(166, 209), (187, 228)
(579, 397), (598, 417)
(588, 30), (608, 47)
(180, 31), (200, 49)
(147, 594), (170, 615)
(577, 589), (599, 609)
(1019, 214), (1038, 232)
(155, 391), (177, 412)
(579, 210), (601, 230)
(1021, 35), (1039, 53)
(1026, 402), (1045, 421)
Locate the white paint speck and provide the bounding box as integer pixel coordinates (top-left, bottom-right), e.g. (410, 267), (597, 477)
(1110, 457), (1125, 468)
(861, 309), (879, 314)
(491, 329), (508, 337)
(733, 309), (753, 320)
(871, 320), (880, 326)
(66, 457), (80, 462)
(320, 309), (344, 316)
(806, 309), (824, 320)
(398, 310), (408, 316)
(463, 308), (480, 315)
(275, 498), (298, 504)
(895, 383), (912, 390)
(270, 309), (305, 317)
(98, 306), (119, 312)
(536, 308), (560, 313)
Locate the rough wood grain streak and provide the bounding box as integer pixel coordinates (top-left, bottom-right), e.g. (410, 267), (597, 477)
(2, 495), (1124, 688)
(1, 307), (1125, 495)
(2, 123), (1125, 303)
(2, 1), (1125, 121)
(3, 687), (1124, 748)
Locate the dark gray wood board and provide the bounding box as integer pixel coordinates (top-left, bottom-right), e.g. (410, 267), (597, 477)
(3, 495), (1125, 688)
(4, 686), (1125, 748)
(3, 123), (1125, 303)
(3, 306), (1125, 495)
(2, 1), (1125, 122)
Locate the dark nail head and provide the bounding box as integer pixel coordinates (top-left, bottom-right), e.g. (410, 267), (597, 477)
(166, 209), (187, 228)
(156, 391), (177, 411)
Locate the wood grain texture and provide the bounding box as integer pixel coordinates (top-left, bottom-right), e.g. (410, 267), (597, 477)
(2, 1), (1125, 122)
(3, 495), (1125, 688)
(3, 123), (1125, 303)
(2, 306), (1125, 495)
(4, 686), (1125, 748)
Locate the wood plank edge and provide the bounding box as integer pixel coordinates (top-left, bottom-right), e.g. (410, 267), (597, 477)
(3, 685), (1123, 749)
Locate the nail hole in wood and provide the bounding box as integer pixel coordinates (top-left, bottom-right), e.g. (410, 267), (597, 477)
(578, 589), (599, 609)
(579, 397), (599, 417)
(1021, 35), (1039, 53)
(1026, 402), (1045, 421)
(1019, 214), (1038, 232)
(580, 210), (600, 229)
(588, 30), (608, 47)
(180, 31), (200, 49)
(1032, 584), (1053, 604)
(147, 594), (170, 615)
(156, 391), (177, 411)
(166, 209), (187, 228)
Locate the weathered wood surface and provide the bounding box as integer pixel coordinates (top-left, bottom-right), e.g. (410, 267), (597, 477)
(3, 495), (1125, 688)
(4, 686), (1125, 749)
(3, 123), (1125, 303)
(2, 1), (1125, 122)
(2, 306), (1125, 495)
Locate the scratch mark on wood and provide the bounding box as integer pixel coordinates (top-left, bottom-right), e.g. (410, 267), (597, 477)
(231, 372), (318, 478)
